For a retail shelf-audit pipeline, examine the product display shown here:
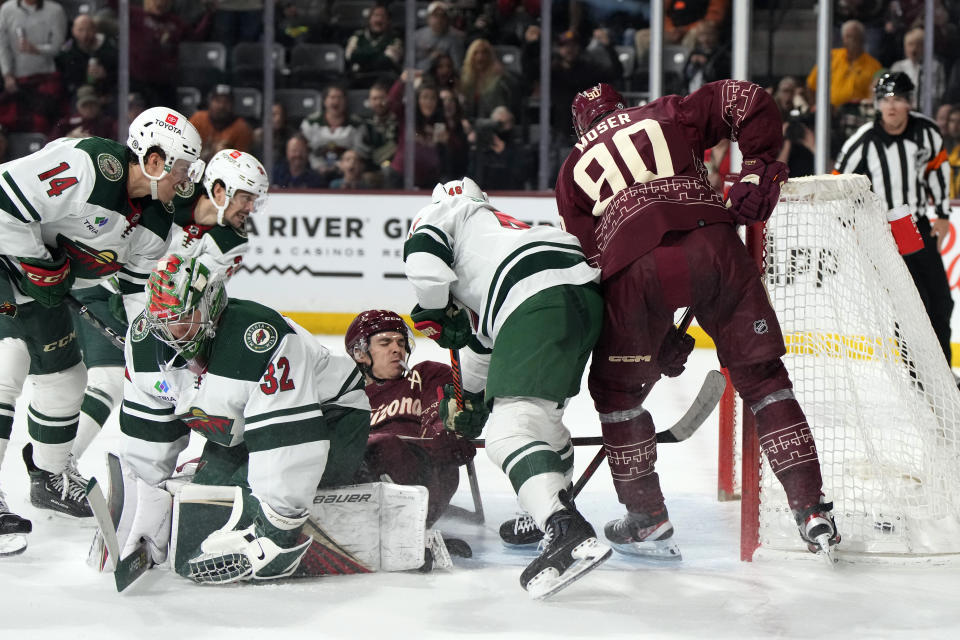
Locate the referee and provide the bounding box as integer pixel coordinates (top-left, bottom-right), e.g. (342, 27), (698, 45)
(835, 71), (954, 367)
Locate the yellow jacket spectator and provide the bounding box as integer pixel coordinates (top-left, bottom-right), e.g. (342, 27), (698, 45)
(806, 20), (882, 107)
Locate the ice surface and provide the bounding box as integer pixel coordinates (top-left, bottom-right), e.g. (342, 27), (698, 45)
(2, 341), (958, 639)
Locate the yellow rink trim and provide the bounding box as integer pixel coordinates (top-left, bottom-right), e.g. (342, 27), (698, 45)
(284, 312), (960, 367)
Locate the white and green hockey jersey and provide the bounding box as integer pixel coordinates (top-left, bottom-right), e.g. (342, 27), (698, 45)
(119, 299), (369, 516)
(166, 186), (249, 277)
(403, 197), (600, 347)
(0, 136), (172, 296)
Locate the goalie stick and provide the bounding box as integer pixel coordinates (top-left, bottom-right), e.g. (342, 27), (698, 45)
(85, 474), (152, 592)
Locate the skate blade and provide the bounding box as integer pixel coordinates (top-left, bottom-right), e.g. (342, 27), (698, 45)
(527, 538), (612, 601)
(611, 538), (682, 561)
(0, 533), (28, 557)
(815, 534), (838, 568)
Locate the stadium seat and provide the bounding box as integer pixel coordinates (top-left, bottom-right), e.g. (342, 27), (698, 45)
(274, 88), (323, 122)
(493, 45), (522, 77)
(615, 45), (636, 90)
(231, 42), (287, 88)
(290, 43), (345, 87)
(59, 0), (98, 21)
(332, 1), (375, 36)
(233, 87), (263, 121)
(388, 1), (428, 27)
(662, 44), (688, 94)
(7, 132), (46, 160)
(178, 42), (228, 92)
(176, 86), (202, 117)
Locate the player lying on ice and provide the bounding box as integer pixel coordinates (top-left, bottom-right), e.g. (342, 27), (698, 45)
(109, 253), (373, 583)
(345, 310), (485, 535)
(404, 177), (611, 599)
(554, 80), (840, 562)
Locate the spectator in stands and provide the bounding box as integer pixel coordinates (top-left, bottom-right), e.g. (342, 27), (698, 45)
(129, 0), (214, 107)
(777, 112), (816, 179)
(936, 103), (952, 137)
(890, 28), (945, 111)
(806, 20), (883, 109)
(835, 0), (886, 61)
(211, 0), (262, 50)
(877, 0), (958, 70)
(414, 1), (465, 72)
(426, 52), (459, 94)
(0, 0), (67, 133)
(459, 38), (514, 120)
(634, 0), (730, 63)
(56, 14), (117, 105)
(345, 3), (402, 87)
(299, 84), (369, 183)
(683, 21), (730, 94)
(438, 86), (468, 181)
(773, 75), (807, 119)
(275, 0), (326, 47)
(470, 104), (532, 190)
(49, 84), (115, 139)
(947, 105), (960, 199)
(272, 132), (326, 188)
(362, 80), (399, 171)
(583, 27), (623, 84)
(252, 101), (294, 167)
(189, 84), (254, 162)
(329, 149), (373, 189)
(384, 73), (445, 188)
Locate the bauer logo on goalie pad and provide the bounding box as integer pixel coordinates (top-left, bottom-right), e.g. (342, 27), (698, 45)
(313, 492), (373, 504)
(754, 319), (768, 335)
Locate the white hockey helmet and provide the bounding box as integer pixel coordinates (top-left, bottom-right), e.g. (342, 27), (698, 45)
(431, 177), (489, 203)
(203, 149), (270, 225)
(127, 107), (205, 198)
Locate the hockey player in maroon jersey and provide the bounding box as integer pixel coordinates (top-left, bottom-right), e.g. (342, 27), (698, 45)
(555, 81), (840, 561)
(345, 310), (484, 528)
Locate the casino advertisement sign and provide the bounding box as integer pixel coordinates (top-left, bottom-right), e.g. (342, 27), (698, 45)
(229, 191), (560, 314)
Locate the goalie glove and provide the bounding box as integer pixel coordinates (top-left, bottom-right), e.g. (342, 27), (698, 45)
(657, 327), (695, 378)
(725, 159), (788, 226)
(183, 500), (311, 584)
(438, 384), (489, 440)
(410, 303), (472, 349)
(17, 249), (74, 308)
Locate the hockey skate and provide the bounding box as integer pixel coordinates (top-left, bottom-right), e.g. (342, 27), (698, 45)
(604, 508), (682, 560)
(22, 443), (93, 518)
(520, 493), (611, 600)
(794, 498), (840, 566)
(0, 488), (32, 556)
(499, 511), (544, 548)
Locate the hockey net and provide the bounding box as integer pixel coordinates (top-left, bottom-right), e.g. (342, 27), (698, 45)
(721, 173), (960, 561)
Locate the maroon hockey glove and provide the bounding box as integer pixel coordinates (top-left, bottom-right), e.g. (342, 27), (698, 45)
(657, 328), (695, 378)
(725, 159), (788, 226)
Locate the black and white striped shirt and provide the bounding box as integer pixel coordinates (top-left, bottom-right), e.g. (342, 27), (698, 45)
(834, 113), (951, 220)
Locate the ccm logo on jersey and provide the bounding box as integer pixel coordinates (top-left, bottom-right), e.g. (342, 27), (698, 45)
(608, 354), (652, 362)
(313, 493), (372, 504)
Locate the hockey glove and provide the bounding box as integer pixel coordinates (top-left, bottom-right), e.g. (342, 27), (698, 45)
(725, 159), (788, 226)
(184, 501), (311, 584)
(657, 327), (695, 378)
(438, 384), (489, 440)
(411, 303), (472, 350)
(17, 249), (74, 308)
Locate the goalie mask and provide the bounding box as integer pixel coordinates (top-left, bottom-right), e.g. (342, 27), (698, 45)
(431, 177), (489, 203)
(203, 149), (270, 227)
(346, 309), (415, 380)
(571, 83), (625, 138)
(144, 254), (227, 364)
(127, 107), (205, 200)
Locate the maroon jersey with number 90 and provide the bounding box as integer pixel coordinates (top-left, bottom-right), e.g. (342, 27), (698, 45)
(555, 79), (783, 279)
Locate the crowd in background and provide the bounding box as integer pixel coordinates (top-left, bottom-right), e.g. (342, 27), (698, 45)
(1, 0), (960, 193)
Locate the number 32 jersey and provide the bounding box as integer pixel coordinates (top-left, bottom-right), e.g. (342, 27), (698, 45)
(555, 79), (784, 279)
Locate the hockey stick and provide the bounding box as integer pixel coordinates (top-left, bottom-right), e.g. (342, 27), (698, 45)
(570, 308), (708, 499)
(63, 295), (126, 350)
(84, 475), (152, 593)
(449, 348), (485, 524)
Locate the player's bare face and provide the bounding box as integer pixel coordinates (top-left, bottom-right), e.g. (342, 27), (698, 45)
(368, 332), (407, 380)
(879, 96), (910, 135)
(223, 190), (258, 229)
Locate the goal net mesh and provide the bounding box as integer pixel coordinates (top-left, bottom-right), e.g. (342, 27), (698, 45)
(755, 174), (960, 558)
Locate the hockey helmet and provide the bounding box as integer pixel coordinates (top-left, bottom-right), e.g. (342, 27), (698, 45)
(571, 83), (625, 138)
(874, 72), (914, 103)
(144, 253), (227, 362)
(203, 149), (270, 226)
(127, 107), (205, 191)
(345, 309), (415, 361)
(431, 177), (489, 203)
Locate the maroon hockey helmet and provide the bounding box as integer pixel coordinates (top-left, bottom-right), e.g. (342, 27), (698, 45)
(571, 83), (626, 137)
(345, 309), (415, 359)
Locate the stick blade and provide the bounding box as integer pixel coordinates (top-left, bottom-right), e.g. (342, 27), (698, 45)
(656, 370), (726, 443)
